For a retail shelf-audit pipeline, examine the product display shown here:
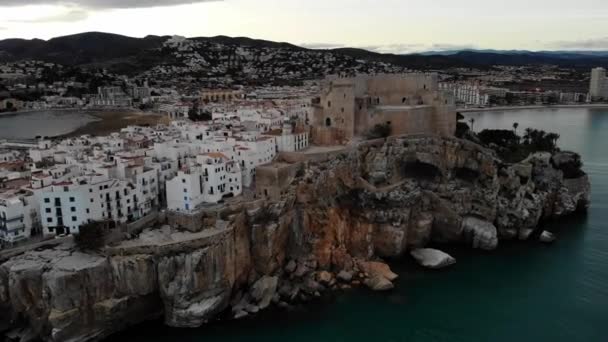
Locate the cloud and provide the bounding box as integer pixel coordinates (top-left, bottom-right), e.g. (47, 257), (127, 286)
(549, 37), (608, 50)
(0, 0), (221, 9)
(9, 9), (88, 23)
(299, 43), (345, 50)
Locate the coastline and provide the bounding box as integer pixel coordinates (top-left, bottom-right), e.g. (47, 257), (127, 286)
(55, 110), (168, 138)
(0, 108), (167, 140)
(0, 107), (142, 117)
(458, 103), (608, 113)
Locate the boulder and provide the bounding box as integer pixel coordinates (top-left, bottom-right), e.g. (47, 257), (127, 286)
(233, 310), (248, 319)
(364, 276), (394, 291)
(337, 270), (353, 283)
(316, 271), (334, 286)
(293, 263), (309, 278)
(245, 304), (259, 314)
(518, 228), (534, 241)
(410, 249), (456, 269)
(284, 260), (297, 274)
(357, 261), (398, 281)
(302, 278), (324, 294)
(250, 276), (278, 309)
(462, 216), (498, 250)
(539, 231), (556, 243)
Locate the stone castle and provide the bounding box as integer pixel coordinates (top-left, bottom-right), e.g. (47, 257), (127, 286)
(311, 73), (456, 145)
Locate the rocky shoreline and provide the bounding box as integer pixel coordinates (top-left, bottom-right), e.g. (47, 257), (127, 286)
(0, 135), (590, 341)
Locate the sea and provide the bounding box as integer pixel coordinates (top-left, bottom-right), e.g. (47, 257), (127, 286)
(105, 107), (607, 341)
(0, 110), (98, 139)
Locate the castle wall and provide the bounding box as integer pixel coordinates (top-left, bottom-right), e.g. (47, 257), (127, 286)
(312, 73), (454, 145)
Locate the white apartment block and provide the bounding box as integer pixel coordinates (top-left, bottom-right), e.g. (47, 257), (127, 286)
(590, 67), (608, 100)
(0, 190), (38, 244)
(166, 153), (242, 212)
(39, 171), (157, 236)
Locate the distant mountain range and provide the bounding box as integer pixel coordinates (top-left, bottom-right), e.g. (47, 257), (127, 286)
(1, 32), (607, 71)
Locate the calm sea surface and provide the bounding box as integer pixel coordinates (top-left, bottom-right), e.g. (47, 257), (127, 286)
(110, 107), (608, 342)
(0, 110), (98, 139)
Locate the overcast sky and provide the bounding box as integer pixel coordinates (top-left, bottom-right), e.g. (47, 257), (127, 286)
(1, 0), (608, 53)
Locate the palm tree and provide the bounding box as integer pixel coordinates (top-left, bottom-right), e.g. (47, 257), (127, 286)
(523, 128), (533, 145)
(513, 122), (519, 134)
(469, 118), (475, 132)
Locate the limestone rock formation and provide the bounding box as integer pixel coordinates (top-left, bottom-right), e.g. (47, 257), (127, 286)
(410, 249), (456, 269)
(0, 135), (591, 341)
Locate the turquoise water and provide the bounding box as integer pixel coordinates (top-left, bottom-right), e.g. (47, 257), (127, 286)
(112, 108), (608, 342)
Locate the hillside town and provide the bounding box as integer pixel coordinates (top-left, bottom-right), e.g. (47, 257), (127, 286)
(0, 34), (605, 249)
(0, 70), (463, 248)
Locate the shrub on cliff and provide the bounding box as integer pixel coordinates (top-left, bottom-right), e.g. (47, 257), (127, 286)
(74, 221), (110, 251)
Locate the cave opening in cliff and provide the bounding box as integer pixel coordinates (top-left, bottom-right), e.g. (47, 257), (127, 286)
(454, 167), (480, 183)
(400, 161), (442, 180)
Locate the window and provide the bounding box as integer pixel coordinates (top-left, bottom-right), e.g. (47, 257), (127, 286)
(90, 199), (94, 203)
(183, 188), (187, 193)
(325, 118), (332, 127)
(89, 189), (93, 193)
(44, 198), (50, 203)
(47, 218), (52, 223)
(86, 209), (90, 214)
(45, 208), (51, 213)
(72, 216), (77, 222)
(327, 101), (331, 108)
(64, 186), (69, 192)
(70, 207), (76, 212)
(69, 197), (75, 202)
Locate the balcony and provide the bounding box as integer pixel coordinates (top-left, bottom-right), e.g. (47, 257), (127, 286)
(1, 214), (24, 222)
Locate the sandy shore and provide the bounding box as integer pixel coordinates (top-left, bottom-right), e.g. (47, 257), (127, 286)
(57, 111), (166, 138)
(54, 110), (168, 138)
(459, 104), (608, 113)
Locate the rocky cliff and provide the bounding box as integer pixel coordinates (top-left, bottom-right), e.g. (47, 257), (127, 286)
(0, 135), (590, 341)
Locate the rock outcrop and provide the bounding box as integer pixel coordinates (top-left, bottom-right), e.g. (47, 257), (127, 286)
(0, 135), (590, 341)
(410, 249), (456, 269)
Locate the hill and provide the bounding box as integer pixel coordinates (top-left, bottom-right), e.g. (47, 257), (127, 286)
(1, 32), (608, 71)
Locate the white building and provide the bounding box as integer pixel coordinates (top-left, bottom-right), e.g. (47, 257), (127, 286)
(0, 190), (38, 245)
(265, 123), (309, 152)
(590, 67), (608, 101)
(39, 168), (158, 237)
(166, 153), (242, 212)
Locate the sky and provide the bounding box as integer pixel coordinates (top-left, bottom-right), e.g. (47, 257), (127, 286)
(1, 0), (608, 53)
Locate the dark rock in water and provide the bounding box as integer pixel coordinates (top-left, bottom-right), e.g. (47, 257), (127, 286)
(410, 249), (456, 269)
(539, 231), (556, 243)
(251, 276), (279, 309)
(462, 216), (498, 250)
(364, 276), (394, 291)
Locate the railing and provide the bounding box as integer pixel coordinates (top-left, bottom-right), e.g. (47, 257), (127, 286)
(0, 214), (24, 222)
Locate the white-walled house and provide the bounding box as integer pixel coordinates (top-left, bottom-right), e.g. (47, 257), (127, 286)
(265, 123), (309, 152)
(39, 170), (158, 237)
(166, 153), (242, 212)
(0, 189), (38, 245)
